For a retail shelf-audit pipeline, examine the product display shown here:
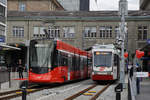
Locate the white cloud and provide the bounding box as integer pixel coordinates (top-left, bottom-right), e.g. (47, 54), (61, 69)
(90, 0), (139, 11)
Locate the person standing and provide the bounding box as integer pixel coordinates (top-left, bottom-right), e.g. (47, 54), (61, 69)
(136, 62), (141, 94)
(18, 59), (24, 79)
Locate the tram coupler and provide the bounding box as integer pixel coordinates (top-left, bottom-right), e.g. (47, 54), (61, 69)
(21, 86), (27, 100)
(115, 83), (123, 100)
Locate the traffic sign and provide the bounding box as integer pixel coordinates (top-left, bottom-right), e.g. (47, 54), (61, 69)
(136, 72), (148, 77)
(0, 37), (5, 42)
(147, 39), (150, 44)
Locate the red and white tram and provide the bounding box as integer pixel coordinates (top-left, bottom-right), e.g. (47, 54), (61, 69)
(28, 39), (91, 84)
(91, 44), (120, 81)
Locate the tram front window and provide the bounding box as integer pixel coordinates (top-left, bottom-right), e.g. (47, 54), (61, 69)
(94, 52), (112, 67)
(29, 41), (54, 74)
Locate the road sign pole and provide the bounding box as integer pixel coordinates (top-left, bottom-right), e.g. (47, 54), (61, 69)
(118, 0), (128, 87)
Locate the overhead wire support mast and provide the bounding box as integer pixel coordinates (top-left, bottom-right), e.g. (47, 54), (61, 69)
(118, 0), (128, 87)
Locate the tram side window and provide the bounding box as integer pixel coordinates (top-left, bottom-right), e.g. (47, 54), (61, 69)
(83, 58), (87, 69)
(87, 58), (92, 67)
(76, 56), (80, 70)
(59, 52), (68, 66)
(80, 58), (83, 70)
(58, 51), (61, 66)
(69, 55), (73, 71)
(72, 55), (76, 71)
(53, 50), (58, 67)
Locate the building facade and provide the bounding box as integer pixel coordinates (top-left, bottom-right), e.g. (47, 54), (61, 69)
(0, 0), (7, 43)
(140, 0), (150, 10)
(7, 11), (150, 55)
(7, 0), (64, 12)
(57, 0), (89, 11)
(6, 10), (150, 71)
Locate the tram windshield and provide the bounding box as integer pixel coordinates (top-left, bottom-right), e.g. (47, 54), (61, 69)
(94, 51), (112, 67)
(29, 40), (54, 68)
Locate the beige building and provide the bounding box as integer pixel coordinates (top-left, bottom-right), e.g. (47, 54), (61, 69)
(7, 11), (150, 55)
(7, 0), (64, 11)
(6, 0), (150, 71)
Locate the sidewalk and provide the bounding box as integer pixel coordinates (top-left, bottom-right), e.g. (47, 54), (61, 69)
(0, 72), (27, 92)
(136, 78), (150, 100)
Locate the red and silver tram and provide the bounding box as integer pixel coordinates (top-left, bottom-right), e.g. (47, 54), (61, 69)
(28, 39), (91, 84)
(91, 44), (120, 81)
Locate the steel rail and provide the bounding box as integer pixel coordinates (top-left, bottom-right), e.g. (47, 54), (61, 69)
(89, 84), (110, 100)
(0, 86), (53, 100)
(0, 84), (37, 96)
(64, 84), (97, 100)
(0, 89), (21, 96)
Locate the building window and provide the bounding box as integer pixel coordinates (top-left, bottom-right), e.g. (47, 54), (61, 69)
(33, 26), (60, 38)
(63, 27), (75, 38)
(0, 25), (5, 36)
(83, 27), (96, 38)
(115, 26), (119, 39)
(12, 26), (24, 37)
(33, 26), (45, 37)
(138, 26), (148, 40)
(19, 3), (26, 11)
(0, 5), (5, 17)
(48, 26), (60, 38)
(99, 26), (112, 38)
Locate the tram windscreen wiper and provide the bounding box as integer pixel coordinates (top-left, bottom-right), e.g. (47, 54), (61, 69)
(95, 64), (107, 67)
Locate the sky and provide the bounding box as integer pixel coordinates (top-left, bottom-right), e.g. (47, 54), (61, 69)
(90, 0), (139, 11)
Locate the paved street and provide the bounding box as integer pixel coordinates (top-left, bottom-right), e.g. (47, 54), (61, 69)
(10, 79), (127, 100)
(136, 78), (150, 100)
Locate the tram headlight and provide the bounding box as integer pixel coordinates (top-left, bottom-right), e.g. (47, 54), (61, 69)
(29, 68), (32, 72)
(92, 72), (95, 75)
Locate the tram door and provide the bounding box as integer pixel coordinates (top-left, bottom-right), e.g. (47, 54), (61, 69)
(68, 54), (72, 81)
(80, 57), (84, 78)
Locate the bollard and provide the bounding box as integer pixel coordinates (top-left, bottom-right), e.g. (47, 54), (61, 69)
(115, 83), (123, 100)
(116, 92), (121, 100)
(22, 86), (27, 100)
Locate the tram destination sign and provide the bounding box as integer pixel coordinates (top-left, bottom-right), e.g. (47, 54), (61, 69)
(136, 72), (148, 77)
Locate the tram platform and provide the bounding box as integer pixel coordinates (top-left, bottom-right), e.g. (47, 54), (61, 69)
(136, 78), (150, 100)
(0, 72), (27, 92)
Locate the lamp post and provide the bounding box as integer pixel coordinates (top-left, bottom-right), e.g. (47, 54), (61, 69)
(118, 0), (128, 86)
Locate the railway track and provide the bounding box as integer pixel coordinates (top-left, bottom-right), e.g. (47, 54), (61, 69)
(64, 84), (110, 100)
(0, 85), (55, 100)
